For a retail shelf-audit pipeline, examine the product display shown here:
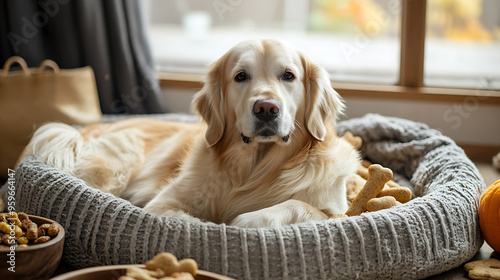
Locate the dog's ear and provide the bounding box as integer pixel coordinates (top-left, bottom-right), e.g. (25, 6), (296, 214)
(192, 55), (228, 147)
(301, 53), (345, 141)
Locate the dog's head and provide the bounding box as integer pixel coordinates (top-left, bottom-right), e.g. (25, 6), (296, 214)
(193, 39), (344, 147)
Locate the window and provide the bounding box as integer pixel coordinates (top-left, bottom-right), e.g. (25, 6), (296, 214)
(147, 0), (500, 93)
(147, 0), (401, 84)
(424, 0), (500, 89)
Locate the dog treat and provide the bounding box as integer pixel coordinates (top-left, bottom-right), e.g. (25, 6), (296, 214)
(341, 131), (362, 149)
(119, 252), (198, 280)
(17, 236), (29, 245)
(18, 212), (29, 222)
(366, 196), (401, 212)
(377, 187), (412, 203)
(464, 258), (500, 280)
(0, 212), (59, 247)
(357, 165), (402, 189)
(14, 225), (23, 237)
(21, 218), (31, 231)
(47, 225), (59, 237)
(1, 233), (13, 245)
(0, 222), (10, 234)
(39, 223), (59, 237)
(33, 235), (51, 244)
(359, 160), (402, 189)
(346, 164), (393, 216)
(146, 252), (198, 277)
(125, 266), (157, 280)
(357, 166), (369, 179)
(6, 212), (22, 227)
(341, 163), (414, 217)
(2, 224), (24, 238)
(26, 222), (38, 241)
(39, 223), (51, 230)
(385, 179), (402, 189)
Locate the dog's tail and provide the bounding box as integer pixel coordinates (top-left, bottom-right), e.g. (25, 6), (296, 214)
(20, 123), (84, 175)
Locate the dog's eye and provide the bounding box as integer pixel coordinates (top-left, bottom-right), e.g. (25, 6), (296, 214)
(282, 71), (295, 81)
(234, 71), (247, 82)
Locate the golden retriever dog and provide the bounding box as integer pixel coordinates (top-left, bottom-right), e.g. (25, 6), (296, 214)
(20, 39), (360, 227)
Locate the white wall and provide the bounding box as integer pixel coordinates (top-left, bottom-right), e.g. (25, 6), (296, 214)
(162, 88), (500, 147)
(343, 97), (500, 146)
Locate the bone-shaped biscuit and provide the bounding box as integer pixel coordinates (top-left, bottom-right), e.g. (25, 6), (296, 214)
(366, 196), (401, 212)
(377, 187), (412, 203)
(464, 258), (500, 280)
(145, 252), (197, 277)
(345, 164), (393, 216)
(358, 164), (402, 189)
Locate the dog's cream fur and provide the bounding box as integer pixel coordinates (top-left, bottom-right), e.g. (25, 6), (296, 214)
(20, 39), (360, 227)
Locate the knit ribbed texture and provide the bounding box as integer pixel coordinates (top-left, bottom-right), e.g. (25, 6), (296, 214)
(1, 114), (485, 279)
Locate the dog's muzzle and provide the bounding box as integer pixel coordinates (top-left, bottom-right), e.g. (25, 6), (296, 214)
(241, 99), (290, 144)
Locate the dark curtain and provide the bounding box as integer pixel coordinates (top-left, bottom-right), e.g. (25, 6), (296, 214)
(0, 0), (166, 114)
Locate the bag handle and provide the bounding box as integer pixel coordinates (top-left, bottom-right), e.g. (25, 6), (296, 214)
(2, 56), (31, 76)
(38, 59), (60, 73)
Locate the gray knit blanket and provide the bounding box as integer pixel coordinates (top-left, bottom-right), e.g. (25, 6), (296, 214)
(1, 114), (485, 280)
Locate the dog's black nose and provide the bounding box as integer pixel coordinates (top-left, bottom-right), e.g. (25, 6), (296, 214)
(253, 99), (280, 122)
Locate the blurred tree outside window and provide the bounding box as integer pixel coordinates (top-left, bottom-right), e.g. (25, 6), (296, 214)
(425, 0), (500, 89)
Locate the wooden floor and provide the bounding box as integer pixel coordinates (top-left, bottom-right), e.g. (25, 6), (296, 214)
(425, 160), (499, 280)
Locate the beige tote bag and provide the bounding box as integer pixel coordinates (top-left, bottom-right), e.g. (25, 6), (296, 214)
(0, 56), (102, 179)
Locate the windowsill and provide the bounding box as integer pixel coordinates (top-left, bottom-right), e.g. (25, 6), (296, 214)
(158, 72), (500, 105)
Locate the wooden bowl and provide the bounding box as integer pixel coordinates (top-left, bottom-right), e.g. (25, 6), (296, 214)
(50, 265), (235, 280)
(0, 215), (65, 280)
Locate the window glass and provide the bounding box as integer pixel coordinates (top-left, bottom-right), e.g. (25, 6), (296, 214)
(424, 0), (500, 89)
(147, 0), (401, 84)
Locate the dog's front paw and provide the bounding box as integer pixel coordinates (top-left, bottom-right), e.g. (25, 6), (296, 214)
(231, 212), (284, 228)
(144, 203), (203, 224)
(230, 199), (329, 228)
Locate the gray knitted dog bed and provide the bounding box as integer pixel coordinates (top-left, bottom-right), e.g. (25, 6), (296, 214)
(2, 114), (485, 280)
